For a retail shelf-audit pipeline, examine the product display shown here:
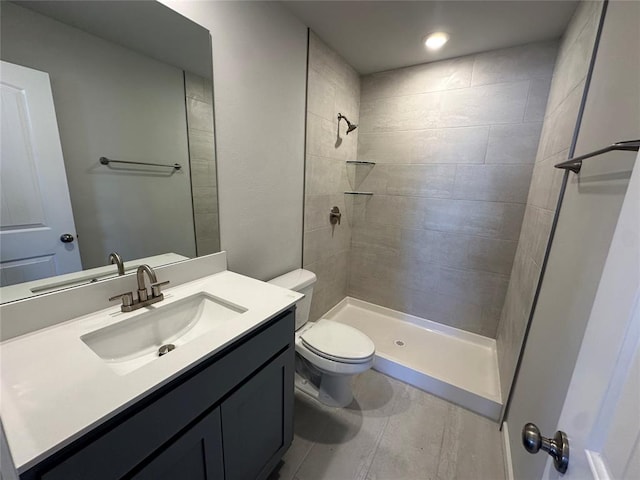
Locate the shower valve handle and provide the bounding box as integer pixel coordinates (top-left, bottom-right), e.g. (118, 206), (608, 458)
(330, 206), (342, 225)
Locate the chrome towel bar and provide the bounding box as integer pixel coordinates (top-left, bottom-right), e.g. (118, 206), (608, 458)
(99, 156), (182, 171)
(554, 139), (639, 174)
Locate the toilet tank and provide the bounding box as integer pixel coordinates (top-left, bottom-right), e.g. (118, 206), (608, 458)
(268, 269), (317, 330)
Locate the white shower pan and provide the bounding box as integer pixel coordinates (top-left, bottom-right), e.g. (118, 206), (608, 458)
(324, 297), (502, 420)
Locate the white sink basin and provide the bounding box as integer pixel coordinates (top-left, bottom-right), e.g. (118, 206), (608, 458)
(81, 292), (247, 375)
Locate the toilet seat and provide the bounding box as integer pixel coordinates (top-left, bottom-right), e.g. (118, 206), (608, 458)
(299, 319), (375, 364)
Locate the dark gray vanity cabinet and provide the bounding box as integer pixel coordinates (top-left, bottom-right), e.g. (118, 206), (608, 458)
(22, 309), (295, 480)
(222, 350), (293, 480)
(132, 407), (224, 480)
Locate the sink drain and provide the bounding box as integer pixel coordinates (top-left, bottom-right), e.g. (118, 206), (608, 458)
(158, 344), (176, 356)
(395, 340), (405, 347)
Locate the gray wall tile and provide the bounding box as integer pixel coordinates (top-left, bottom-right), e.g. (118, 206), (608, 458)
(304, 222), (350, 265)
(351, 41), (554, 340)
(305, 155), (348, 196)
(495, 0), (598, 399)
(486, 123), (543, 164)
(439, 80), (529, 127)
(357, 126), (490, 165)
(306, 112), (344, 160)
(437, 266), (509, 308)
(359, 91), (442, 132)
(304, 249), (349, 322)
(359, 164), (456, 198)
(303, 34), (361, 319)
(361, 56), (473, 100)
(359, 194), (526, 241)
(547, 4), (600, 113)
(307, 67), (336, 121)
(453, 164), (534, 203)
(471, 40), (558, 86)
(541, 81), (586, 159)
(186, 97), (214, 133)
(527, 150), (568, 210)
(185, 71), (206, 101)
(188, 131), (215, 160)
(190, 160), (217, 187)
(193, 186), (217, 214)
(303, 39), (556, 341)
(465, 235), (518, 275)
(185, 73), (219, 257)
(525, 77), (553, 122)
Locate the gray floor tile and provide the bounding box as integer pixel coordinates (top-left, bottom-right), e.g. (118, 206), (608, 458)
(365, 386), (449, 480)
(436, 405), (506, 480)
(272, 370), (505, 480)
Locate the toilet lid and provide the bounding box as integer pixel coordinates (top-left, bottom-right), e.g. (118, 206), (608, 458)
(300, 319), (375, 362)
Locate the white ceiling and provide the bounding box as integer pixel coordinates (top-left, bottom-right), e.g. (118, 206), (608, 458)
(14, 1), (212, 79)
(282, 1), (578, 74)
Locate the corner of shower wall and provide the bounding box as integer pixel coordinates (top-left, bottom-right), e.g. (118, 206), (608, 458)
(495, 0), (604, 400)
(303, 31), (361, 321)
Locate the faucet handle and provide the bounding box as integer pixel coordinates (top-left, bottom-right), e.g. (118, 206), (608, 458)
(108, 292), (134, 308)
(151, 280), (170, 298)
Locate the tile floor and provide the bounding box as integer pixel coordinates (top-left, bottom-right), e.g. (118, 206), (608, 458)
(269, 370), (506, 480)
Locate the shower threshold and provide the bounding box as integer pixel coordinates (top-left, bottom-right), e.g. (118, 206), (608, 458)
(324, 297), (502, 420)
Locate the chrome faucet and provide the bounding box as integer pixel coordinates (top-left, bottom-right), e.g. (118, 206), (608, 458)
(109, 264), (170, 312)
(108, 252), (125, 276)
(136, 264), (157, 302)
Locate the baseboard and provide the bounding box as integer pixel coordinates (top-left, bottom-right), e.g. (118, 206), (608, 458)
(502, 421), (515, 480)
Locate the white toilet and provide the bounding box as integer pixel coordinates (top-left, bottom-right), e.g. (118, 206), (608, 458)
(269, 269), (375, 407)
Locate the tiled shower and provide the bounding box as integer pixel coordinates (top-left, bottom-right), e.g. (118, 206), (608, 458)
(302, 0), (601, 414)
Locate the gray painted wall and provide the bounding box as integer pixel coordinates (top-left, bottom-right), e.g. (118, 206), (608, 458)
(352, 42), (556, 337)
(303, 31), (360, 321)
(1, 2), (196, 269)
(496, 0), (602, 405)
(162, 1), (307, 281)
(507, 1), (640, 477)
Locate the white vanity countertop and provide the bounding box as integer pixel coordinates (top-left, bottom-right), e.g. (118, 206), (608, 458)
(0, 270), (302, 473)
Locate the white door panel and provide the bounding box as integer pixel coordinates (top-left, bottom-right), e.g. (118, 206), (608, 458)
(0, 61), (81, 287)
(542, 153), (640, 480)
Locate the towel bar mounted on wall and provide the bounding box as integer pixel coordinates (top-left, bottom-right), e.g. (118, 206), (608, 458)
(99, 156), (182, 171)
(554, 139), (640, 174)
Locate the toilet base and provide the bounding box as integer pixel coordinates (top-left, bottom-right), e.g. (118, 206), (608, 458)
(295, 372), (353, 408)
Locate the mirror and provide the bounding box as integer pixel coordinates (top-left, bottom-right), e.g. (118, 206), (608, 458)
(0, 1), (219, 303)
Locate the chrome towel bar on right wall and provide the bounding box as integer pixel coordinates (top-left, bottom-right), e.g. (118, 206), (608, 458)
(554, 139), (640, 174)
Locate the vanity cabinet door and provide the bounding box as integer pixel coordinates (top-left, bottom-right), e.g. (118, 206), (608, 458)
(221, 348), (294, 480)
(131, 407), (224, 480)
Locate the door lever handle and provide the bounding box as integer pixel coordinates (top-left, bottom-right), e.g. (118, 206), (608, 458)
(522, 423), (569, 474)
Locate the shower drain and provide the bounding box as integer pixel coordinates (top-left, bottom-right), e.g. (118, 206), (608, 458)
(394, 340), (405, 347)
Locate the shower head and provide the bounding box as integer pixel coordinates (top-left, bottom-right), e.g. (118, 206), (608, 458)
(338, 113), (358, 135)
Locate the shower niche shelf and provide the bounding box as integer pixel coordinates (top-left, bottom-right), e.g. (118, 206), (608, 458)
(344, 191), (373, 196)
(346, 160), (375, 165)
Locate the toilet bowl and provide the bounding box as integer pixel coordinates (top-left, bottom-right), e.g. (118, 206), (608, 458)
(268, 269), (375, 407)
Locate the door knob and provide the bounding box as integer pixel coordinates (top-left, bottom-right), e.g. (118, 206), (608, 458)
(60, 233), (75, 243)
(522, 423), (569, 474)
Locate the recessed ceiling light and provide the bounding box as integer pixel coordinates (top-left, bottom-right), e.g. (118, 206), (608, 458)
(424, 32), (449, 50)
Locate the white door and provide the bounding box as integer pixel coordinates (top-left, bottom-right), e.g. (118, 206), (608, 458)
(0, 61), (81, 287)
(541, 152), (640, 479)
